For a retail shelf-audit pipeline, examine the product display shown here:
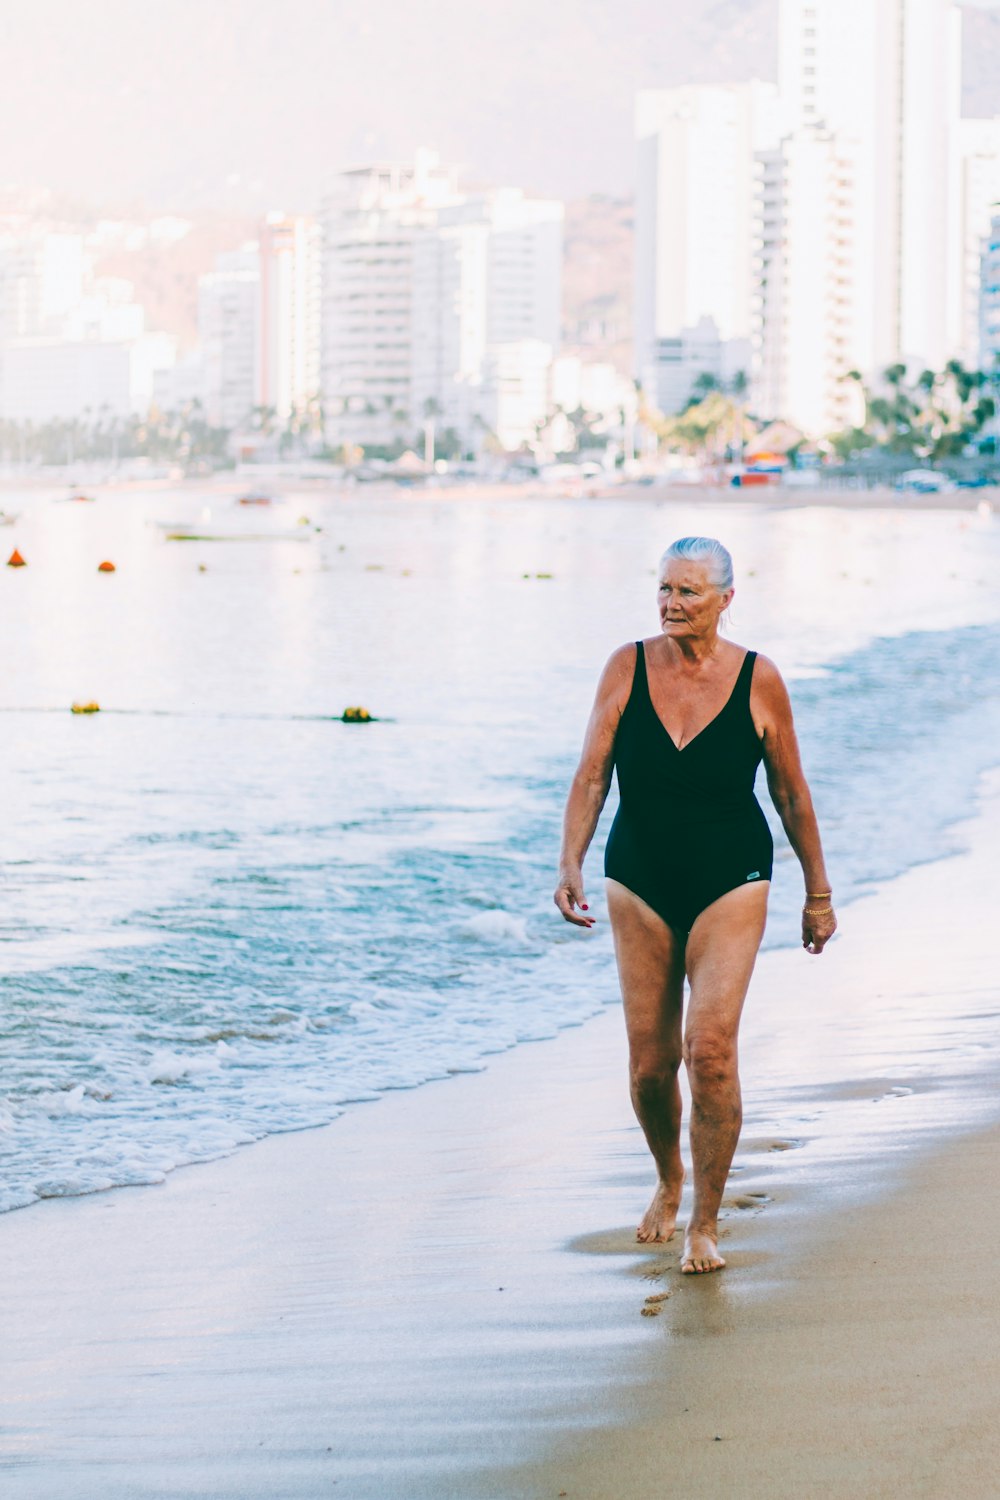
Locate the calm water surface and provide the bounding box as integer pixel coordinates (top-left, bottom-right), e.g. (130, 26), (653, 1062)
(0, 485), (998, 1212)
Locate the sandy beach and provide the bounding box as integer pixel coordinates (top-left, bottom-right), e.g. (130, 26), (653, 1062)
(3, 752), (1000, 1497)
(3, 471), (998, 515)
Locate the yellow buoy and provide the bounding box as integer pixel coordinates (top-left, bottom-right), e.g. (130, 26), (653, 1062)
(71, 701), (101, 715)
(341, 706), (373, 723)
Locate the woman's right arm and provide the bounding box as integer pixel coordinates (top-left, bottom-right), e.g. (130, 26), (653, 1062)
(554, 645), (635, 928)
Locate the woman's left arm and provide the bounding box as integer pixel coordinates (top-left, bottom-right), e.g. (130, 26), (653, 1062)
(753, 656), (837, 956)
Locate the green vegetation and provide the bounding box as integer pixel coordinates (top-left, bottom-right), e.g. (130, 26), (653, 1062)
(0, 401), (231, 468)
(830, 361), (998, 462)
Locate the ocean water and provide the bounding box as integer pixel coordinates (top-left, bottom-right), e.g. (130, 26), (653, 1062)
(0, 485), (997, 1213)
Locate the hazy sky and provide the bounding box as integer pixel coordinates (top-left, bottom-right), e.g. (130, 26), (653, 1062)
(1, 0), (998, 214)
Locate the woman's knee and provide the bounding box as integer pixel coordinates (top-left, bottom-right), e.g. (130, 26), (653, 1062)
(629, 1050), (682, 1098)
(683, 1029), (737, 1090)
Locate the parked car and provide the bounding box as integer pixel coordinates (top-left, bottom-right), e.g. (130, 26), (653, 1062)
(895, 469), (954, 493)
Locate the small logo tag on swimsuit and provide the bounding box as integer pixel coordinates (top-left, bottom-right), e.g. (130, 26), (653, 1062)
(746, 871), (761, 881)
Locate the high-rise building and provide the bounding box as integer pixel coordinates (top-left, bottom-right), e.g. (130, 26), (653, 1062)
(411, 189), (563, 450)
(198, 246), (259, 431)
(0, 231), (85, 341)
(0, 231), (176, 422)
(633, 82), (785, 414)
(753, 130), (862, 436)
(778, 0), (961, 374)
(258, 214), (321, 426)
(950, 119), (1000, 368)
(980, 211), (1000, 369)
(320, 151), (461, 449)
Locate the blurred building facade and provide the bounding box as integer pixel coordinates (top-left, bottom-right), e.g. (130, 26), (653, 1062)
(320, 154), (563, 453)
(637, 0), (1000, 438)
(320, 152), (462, 451)
(410, 188), (563, 451)
(980, 211), (1000, 367)
(258, 213), (321, 427)
(197, 246), (260, 431)
(0, 227), (177, 422)
(633, 82), (783, 416)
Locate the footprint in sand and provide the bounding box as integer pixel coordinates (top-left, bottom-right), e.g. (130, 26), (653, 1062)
(739, 1137), (804, 1154)
(727, 1192), (772, 1211)
(645, 1291), (672, 1304)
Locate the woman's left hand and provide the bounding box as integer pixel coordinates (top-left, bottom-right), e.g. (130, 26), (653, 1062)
(802, 903), (837, 955)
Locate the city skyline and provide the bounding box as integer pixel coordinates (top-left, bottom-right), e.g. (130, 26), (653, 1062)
(3, 0), (1000, 213)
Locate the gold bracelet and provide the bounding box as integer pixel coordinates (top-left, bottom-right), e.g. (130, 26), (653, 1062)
(803, 905), (833, 916)
(806, 891), (832, 900)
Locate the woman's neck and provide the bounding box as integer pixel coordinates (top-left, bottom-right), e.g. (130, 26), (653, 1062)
(662, 631), (722, 668)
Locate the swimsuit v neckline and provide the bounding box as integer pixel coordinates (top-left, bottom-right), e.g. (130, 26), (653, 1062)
(638, 642), (752, 755)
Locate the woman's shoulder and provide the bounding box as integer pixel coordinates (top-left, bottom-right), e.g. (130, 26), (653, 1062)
(602, 640), (639, 685)
(588, 643), (640, 719)
(746, 650), (785, 688)
(746, 651), (794, 724)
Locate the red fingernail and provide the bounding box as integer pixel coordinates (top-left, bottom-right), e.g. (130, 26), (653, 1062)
(581, 904), (589, 910)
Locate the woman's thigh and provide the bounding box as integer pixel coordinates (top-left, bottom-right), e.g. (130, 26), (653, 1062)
(683, 882), (769, 1043)
(605, 878), (686, 1059)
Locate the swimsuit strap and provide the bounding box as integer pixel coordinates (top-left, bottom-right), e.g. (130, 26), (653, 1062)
(736, 649), (757, 704)
(729, 649), (758, 724)
(626, 639), (650, 714)
(633, 639), (648, 693)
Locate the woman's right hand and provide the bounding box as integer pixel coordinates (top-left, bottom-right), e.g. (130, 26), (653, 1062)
(554, 868), (595, 928)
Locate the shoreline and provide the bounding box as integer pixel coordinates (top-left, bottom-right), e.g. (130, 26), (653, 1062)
(3, 769), (1000, 1496)
(1, 472), (996, 512)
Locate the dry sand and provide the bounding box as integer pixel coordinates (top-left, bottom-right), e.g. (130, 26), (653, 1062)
(2, 760), (1000, 1497)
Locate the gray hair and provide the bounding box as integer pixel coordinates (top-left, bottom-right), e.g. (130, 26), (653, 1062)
(659, 536), (734, 592)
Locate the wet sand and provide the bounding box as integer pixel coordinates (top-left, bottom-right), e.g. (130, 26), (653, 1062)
(2, 770), (1000, 1497)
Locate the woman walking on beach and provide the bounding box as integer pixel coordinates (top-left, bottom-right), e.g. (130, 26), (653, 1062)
(555, 537), (836, 1274)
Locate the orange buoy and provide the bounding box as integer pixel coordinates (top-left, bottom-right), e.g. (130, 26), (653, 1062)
(97, 560), (116, 573)
(6, 548), (25, 567)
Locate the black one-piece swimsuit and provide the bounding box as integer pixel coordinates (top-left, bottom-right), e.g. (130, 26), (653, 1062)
(604, 641), (774, 939)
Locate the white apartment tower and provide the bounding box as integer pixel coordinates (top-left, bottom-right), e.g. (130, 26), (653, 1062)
(950, 118), (1000, 367)
(258, 214), (321, 426)
(634, 83), (784, 414)
(777, 0), (961, 374)
(411, 190), (563, 450)
(198, 247), (259, 431)
(980, 211), (1000, 368)
(321, 151), (460, 449)
(753, 132), (861, 436)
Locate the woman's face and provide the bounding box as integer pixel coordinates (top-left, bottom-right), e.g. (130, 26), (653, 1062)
(657, 559), (733, 639)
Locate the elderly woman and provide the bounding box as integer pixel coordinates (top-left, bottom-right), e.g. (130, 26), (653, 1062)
(555, 536), (835, 1274)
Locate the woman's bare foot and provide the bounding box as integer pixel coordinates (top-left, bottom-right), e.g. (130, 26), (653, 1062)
(680, 1226), (725, 1274)
(637, 1171), (685, 1243)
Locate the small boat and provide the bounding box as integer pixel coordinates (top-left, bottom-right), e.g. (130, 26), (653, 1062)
(237, 492), (279, 507)
(0, 511), (19, 527)
(157, 522), (311, 543)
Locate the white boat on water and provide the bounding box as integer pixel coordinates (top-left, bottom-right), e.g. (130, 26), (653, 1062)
(157, 521), (313, 542)
(156, 504), (315, 542)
